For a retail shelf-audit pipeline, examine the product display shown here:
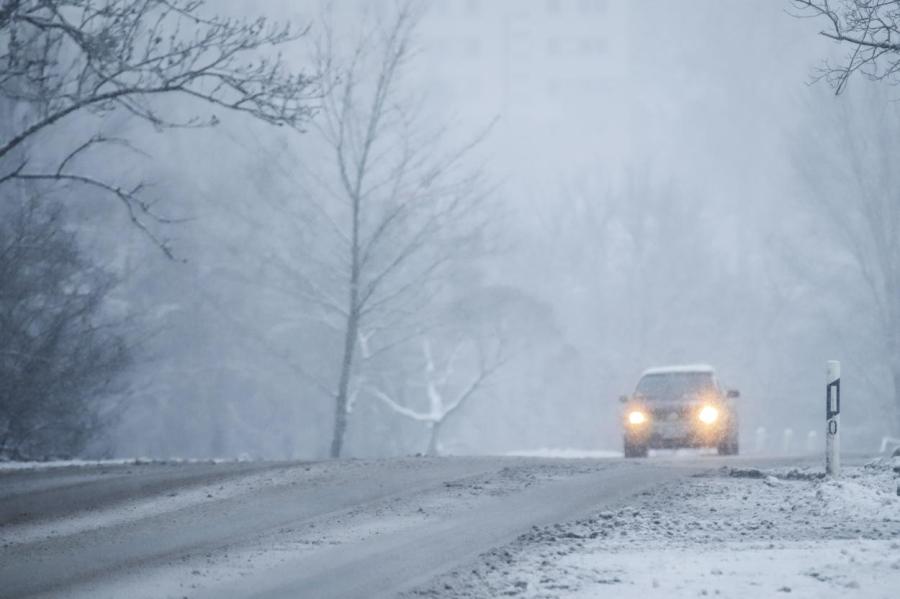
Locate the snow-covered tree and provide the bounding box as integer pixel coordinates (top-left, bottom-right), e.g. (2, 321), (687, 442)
(372, 335), (506, 456)
(793, 86), (900, 433)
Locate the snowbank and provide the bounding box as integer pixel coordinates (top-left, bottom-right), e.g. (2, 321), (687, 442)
(0, 457), (250, 472)
(411, 460), (900, 598)
(505, 448), (623, 459)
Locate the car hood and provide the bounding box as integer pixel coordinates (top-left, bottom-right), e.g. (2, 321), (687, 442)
(634, 394), (715, 405)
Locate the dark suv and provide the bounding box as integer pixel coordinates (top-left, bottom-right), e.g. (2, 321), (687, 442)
(620, 365), (739, 458)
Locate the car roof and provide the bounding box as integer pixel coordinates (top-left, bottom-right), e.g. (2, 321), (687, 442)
(640, 364), (716, 376)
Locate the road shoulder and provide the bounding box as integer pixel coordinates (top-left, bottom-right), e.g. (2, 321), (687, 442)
(407, 458), (900, 598)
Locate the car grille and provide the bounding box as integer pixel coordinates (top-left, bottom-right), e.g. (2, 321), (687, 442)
(650, 404), (690, 420)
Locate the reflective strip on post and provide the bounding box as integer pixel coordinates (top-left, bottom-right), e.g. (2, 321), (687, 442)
(826, 360), (841, 477)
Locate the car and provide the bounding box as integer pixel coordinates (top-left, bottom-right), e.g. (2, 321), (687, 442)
(620, 364), (739, 458)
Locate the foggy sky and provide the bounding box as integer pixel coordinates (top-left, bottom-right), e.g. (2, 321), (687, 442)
(89, 0), (894, 459)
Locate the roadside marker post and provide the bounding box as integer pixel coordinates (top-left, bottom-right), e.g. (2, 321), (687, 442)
(754, 427), (767, 454)
(806, 430), (817, 453)
(782, 428), (794, 454)
(826, 360), (841, 477)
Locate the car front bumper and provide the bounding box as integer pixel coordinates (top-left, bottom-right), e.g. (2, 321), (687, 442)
(626, 421), (728, 449)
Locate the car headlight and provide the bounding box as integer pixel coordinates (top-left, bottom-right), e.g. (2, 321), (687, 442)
(698, 405), (719, 424)
(628, 410), (648, 425)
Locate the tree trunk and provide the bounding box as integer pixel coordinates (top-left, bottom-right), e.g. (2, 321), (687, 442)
(426, 420), (442, 456)
(887, 316), (900, 435)
(330, 309), (358, 458)
(892, 365), (900, 435)
(330, 167), (362, 458)
(889, 273), (900, 435)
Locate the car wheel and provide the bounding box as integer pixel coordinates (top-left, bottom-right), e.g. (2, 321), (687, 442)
(624, 439), (648, 458)
(717, 439), (739, 456)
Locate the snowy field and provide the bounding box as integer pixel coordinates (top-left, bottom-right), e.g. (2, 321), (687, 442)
(409, 458), (900, 598)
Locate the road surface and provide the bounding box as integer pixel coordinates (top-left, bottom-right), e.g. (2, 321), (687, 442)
(0, 454), (812, 598)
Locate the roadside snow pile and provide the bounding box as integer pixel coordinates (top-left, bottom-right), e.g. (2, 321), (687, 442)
(504, 448), (719, 460)
(0, 458), (140, 471)
(813, 465), (898, 521)
(409, 461), (900, 598)
(505, 449), (623, 459)
(0, 457), (248, 471)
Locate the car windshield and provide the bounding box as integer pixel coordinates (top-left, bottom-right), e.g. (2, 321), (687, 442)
(635, 372), (717, 398)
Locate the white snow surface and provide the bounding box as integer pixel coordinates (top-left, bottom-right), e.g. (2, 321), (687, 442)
(505, 447), (716, 459)
(410, 459), (900, 598)
(0, 457), (244, 471)
(505, 448), (623, 459)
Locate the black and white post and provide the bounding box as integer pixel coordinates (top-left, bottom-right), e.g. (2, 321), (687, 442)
(825, 360), (841, 476)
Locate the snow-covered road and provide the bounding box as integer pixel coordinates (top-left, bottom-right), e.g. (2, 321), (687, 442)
(0, 454), (885, 598)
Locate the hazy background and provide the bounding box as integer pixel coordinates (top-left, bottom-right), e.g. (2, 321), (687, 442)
(25, 0), (895, 459)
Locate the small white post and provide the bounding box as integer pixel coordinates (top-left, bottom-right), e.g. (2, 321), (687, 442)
(806, 430), (818, 453)
(754, 426), (768, 454)
(826, 360), (841, 476)
(782, 428), (794, 454)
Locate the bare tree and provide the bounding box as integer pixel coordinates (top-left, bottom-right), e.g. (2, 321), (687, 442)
(0, 197), (129, 460)
(793, 87), (900, 432)
(0, 0), (316, 254)
(793, 0), (900, 93)
(264, 3), (490, 458)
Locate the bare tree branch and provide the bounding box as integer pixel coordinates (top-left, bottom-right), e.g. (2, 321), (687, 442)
(793, 0), (900, 93)
(370, 333), (507, 456)
(0, 0), (318, 254)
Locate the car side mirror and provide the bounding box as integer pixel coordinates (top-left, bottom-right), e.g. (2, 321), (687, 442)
(618, 395), (629, 404)
(726, 389), (740, 398)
